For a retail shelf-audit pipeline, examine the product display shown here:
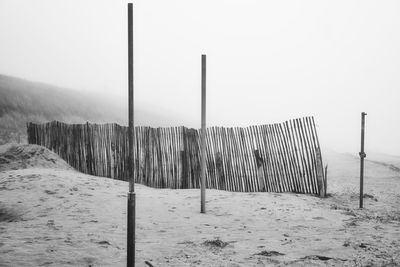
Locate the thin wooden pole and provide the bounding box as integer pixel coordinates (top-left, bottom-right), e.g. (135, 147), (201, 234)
(200, 54), (206, 213)
(359, 112), (367, 209)
(127, 3), (135, 267)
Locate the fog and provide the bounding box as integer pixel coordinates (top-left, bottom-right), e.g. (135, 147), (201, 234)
(0, 0), (399, 155)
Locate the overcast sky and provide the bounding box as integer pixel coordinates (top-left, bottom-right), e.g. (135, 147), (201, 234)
(0, 0), (399, 155)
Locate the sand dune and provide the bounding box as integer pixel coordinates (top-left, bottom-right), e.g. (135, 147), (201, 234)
(0, 145), (399, 266)
(0, 144), (72, 172)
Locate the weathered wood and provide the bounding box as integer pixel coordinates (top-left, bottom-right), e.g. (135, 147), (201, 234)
(206, 128), (216, 189)
(298, 118), (315, 194)
(292, 119), (309, 193)
(27, 117), (325, 196)
(260, 125), (276, 192)
(216, 127), (228, 190)
(287, 120), (305, 193)
(316, 147), (325, 197)
(303, 117), (318, 194)
(271, 124), (288, 192)
(229, 127), (240, 192)
(274, 123), (292, 192)
(256, 125), (270, 192)
(279, 123), (297, 192)
(265, 124), (281, 192)
(244, 126), (256, 192)
(257, 125), (272, 192)
(222, 128), (235, 191)
(237, 127), (248, 192)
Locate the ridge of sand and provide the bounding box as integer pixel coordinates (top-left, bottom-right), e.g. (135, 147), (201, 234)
(0, 145), (400, 266)
(0, 144), (72, 172)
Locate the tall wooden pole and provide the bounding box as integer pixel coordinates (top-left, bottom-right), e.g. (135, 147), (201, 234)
(127, 3), (135, 266)
(359, 112), (367, 209)
(200, 54), (206, 213)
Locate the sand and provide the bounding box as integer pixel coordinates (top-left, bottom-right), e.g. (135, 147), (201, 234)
(0, 144), (399, 266)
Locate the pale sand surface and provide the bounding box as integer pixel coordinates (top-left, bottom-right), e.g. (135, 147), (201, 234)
(0, 144), (399, 266)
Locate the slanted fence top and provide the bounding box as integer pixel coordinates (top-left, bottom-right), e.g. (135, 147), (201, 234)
(27, 116), (326, 196)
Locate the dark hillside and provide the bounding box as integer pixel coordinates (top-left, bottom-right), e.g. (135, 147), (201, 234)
(0, 74), (124, 144)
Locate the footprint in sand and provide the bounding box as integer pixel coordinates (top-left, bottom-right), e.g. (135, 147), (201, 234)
(40, 261), (54, 265)
(46, 219), (60, 230)
(93, 240), (111, 247)
(45, 246), (56, 253)
(79, 193), (93, 197)
(256, 250), (285, 257)
(44, 189), (57, 195)
(82, 257), (97, 266)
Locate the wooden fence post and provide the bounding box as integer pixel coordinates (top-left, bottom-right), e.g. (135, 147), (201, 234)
(316, 147), (325, 197)
(127, 3), (135, 267)
(254, 149), (265, 191)
(200, 54), (206, 213)
(359, 112), (367, 208)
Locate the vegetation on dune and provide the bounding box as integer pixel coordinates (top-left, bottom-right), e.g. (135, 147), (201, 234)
(0, 74), (123, 144)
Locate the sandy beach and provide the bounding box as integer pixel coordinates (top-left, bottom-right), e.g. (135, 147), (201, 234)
(1, 144), (399, 266)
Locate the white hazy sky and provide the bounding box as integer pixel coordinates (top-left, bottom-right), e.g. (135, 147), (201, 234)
(0, 0), (399, 155)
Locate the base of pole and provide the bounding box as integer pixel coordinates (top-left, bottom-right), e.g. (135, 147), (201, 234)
(127, 192), (136, 267)
(201, 188), (205, 213)
(201, 205), (205, 214)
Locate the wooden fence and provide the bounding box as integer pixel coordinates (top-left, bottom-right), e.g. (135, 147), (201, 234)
(27, 117), (326, 196)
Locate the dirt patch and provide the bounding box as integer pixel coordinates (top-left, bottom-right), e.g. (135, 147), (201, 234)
(301, 255), (334, 261)
(203, 239), (229, 248)
(256, 250), (285, 257)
